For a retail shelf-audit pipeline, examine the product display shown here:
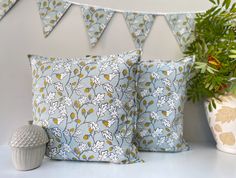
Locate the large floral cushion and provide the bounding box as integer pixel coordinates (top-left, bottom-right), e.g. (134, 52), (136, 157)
(29, 50), (141, 163)
(134, 56), (195, 152)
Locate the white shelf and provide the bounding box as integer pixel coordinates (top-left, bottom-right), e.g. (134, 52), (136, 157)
(1, 143), (236, 178)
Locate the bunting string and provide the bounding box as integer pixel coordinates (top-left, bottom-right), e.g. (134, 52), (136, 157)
(67, 0), (204, 15)
(0, 0), (205, 50)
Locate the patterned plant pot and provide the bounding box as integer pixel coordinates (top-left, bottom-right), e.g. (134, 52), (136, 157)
(204, 94), (236, 154)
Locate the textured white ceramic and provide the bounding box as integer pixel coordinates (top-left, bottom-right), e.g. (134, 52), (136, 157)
(9, 121), (48, 148)
(11, 145), (46, 171)
(204, 94), (236, 154)
(9, 121), (48, 171)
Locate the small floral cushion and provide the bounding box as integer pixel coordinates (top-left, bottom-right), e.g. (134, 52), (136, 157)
(29, 50), (141, 163)
(134, 56), (195, 152)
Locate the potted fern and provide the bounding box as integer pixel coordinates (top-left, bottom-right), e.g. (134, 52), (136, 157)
(185, 0), (236, 154)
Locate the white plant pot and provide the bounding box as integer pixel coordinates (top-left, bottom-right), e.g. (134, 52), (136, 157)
(204, 94), (236, 154)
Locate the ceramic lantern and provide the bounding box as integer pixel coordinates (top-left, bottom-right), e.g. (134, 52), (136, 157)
(9, 121), (49, 171)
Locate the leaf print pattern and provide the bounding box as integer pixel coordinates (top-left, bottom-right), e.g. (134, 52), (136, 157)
(29, 50), (141, 164)
(165, 13), (196, 52)
(216, 106), (236, 123)
(124, 12), (155, 49)
(0, 0), (18, 20)
(81, 5), (114, 47)
(37, 0), (71, 37)
(219, 132), (236, 146)
(134, 56), (195, 152)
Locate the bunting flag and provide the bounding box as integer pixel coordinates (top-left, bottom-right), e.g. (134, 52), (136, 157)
(0, 0), (19, 21)
(37, 0), (72, 37)
(80, 5), (114, 47)
(124, 12), (155, 49)
(165, 13), (196, 52)
(0, 0), (201, 50)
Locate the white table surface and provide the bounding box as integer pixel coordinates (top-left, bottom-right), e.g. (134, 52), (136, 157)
(1, 143), (236, 178)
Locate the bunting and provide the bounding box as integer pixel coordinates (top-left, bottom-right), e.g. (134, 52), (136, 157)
(80, 5), (114, 47)
(165, 13), (196, 52)
(0, 0), (202, 51)
(37, 0), (71, 37)
(124, 13), (155, 49)
(0, 0), (19, 21)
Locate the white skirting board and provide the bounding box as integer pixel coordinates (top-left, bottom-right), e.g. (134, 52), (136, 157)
(1, 142), (236, 178)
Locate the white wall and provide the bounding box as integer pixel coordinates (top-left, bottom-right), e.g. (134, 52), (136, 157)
(0, 0), (214, 145)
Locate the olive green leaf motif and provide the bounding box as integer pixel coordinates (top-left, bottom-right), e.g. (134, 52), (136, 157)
(135, 56), (195, 152)
(29, 50), (141, 163)
(165, 13), (196, 52)
(80, 5), (114, 47)
(124, 12), (155, 49)
(0, 0), (19, 21)
(37, 0), (72, 37)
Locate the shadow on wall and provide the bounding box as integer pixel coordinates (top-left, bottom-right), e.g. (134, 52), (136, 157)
(184, 101), (215, 143)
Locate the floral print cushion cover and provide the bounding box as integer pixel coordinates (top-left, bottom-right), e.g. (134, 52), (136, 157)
(29, 50), (141, 163)
(135, 56), (195, 152)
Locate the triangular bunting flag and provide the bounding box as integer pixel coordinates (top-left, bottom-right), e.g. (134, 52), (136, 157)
(165, 13), (196, 52)
(80, 5), (114, 47)
(0, 0), (19, 21)
(37, 0), (72, 37)
(124, 12), (155, 49)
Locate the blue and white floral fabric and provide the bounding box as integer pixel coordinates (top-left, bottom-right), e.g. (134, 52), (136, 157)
(134, 56), (195, 152)
(165, 13), (196, 52)
(81, 5), (114, 47)
(124, 12), (155, 49)
(29, 50), (141, 164)
(37, 0), (71, 37)
(0, 0), (19, 21)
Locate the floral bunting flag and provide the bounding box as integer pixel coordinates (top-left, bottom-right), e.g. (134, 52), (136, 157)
(124, 12), (155, 49)
(0, 0), (200, 51)
(37, 0), (72, 37)
(165, 13), (196, 52)
(80, 5), (115, 47)
(0, 0), (19, 21)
